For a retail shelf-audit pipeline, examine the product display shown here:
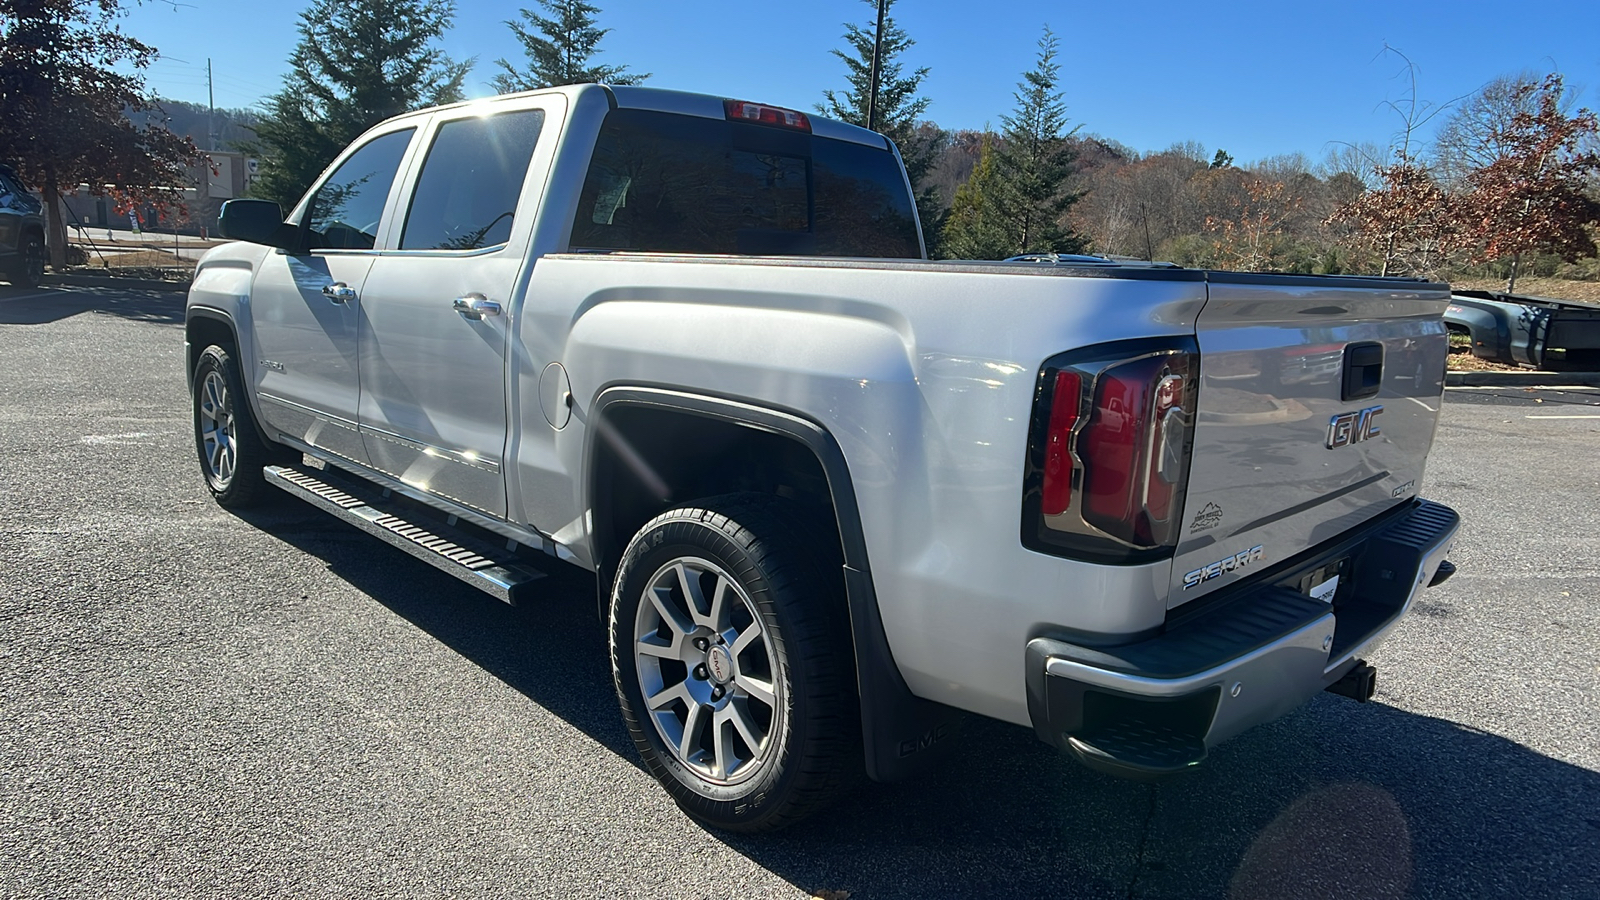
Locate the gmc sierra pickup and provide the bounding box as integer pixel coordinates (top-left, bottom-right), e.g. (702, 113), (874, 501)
(186, 84), (1460, 831)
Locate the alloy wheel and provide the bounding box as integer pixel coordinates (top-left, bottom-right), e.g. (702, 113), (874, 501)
(198, 370), (237, 488)
(633, 557), (783, 785)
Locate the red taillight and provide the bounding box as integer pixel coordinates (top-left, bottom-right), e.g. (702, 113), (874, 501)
(724, 99), (812, 132)
(1080, 357), (1183, 546)
(1041, 370), (1081, 515)
(1028, 343), (1196, 561)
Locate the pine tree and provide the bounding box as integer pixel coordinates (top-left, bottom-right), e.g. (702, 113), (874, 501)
(939, 136), (1011, 259)
(992, 27), (1086, 255)
(245, 0), (471, 210)
(492, 0), (647, 93)
(819, 0), (946, 246)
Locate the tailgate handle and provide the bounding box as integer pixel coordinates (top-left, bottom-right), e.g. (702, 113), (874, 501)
(1342, 342), (1384, 401)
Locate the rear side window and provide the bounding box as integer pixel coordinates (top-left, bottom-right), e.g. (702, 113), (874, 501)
(400, 109), (546, 251)
(305, 128), (414, 251)
(571, 109), (920, 258)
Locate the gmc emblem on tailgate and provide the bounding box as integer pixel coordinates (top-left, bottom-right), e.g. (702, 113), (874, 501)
(1327, 406), (1383, 448)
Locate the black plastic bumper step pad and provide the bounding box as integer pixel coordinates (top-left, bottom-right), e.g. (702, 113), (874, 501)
(263, 465), (546, 604)
(1066, 719), (1207, 777)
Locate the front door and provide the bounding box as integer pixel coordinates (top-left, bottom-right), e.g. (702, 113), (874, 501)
(357, 106), (549, 520)
(251, 126), (416, 465)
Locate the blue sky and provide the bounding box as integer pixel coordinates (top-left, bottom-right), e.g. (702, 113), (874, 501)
(127, 0), (1599, 165)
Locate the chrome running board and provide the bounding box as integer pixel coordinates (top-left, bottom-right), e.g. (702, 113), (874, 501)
(264, 465), (546, 605)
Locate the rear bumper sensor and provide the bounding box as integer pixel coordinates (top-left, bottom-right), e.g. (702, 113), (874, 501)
(1025, 499), (1459, 778)
(265, 465), (546, 604)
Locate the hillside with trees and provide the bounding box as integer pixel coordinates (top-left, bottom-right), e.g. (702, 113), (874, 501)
(128, 99), (261, 152)
(25, 0), (1597, 295)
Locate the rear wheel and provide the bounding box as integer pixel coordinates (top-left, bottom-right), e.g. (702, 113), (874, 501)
(9, 231), (44, 288)
(192, 344), (288, 508)
(609, 494), (859, 832)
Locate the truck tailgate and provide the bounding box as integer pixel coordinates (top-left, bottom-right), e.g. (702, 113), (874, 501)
(1171, 276), (1450, 606)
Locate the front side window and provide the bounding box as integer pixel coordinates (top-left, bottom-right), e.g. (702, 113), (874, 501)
(400, 109), (546, 251)
(304, 128), (414, 251)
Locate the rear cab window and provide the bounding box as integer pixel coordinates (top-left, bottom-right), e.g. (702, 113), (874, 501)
(400, 109), (546, 251)
(570, 109), (921, 259)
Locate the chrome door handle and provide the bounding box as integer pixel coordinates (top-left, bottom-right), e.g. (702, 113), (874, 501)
(453, 293), (501, 321)
(321, 282), (357, 305)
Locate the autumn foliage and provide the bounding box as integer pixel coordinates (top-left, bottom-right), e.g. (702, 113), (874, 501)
(0, 0), (202, 265)
(1327, 154), (1463, 278)
(1328, 74), (1600, 288)
(1458, 76), (1600, 290)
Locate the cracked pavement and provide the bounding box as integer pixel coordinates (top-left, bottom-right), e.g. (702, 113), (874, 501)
(1, 284), (1597, 899)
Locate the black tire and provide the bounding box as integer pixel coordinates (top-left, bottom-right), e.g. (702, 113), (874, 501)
(191, 344), (288, 508)
(609, 493), (860, 832)
(9, 231), (45, 288)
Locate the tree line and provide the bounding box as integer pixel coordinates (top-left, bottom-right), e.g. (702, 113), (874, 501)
(3, 0), (1597, 288)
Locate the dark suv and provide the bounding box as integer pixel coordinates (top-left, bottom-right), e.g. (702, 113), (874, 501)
(0, 165), (46, 288)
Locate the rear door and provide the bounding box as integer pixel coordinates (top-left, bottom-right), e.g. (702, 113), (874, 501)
(1170, 274), (1450, 605)
(250, 126), (417, 465)
(356, 99), (556, 520)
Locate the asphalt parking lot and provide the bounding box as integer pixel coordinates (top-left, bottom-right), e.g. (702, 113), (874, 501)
(1, 284), (1596, 899)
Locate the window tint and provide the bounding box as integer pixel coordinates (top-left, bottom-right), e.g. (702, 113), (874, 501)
(400, 110), (545, 251)
(571, 109), (921, 258)
(304, 128), (413, 250)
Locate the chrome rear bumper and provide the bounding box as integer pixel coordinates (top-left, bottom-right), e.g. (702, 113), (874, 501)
(1025, 499), (1460, 777)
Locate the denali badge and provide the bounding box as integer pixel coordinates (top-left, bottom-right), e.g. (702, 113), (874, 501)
(1327, 406), (1383, 449)
(1183, 545), (1265, 590)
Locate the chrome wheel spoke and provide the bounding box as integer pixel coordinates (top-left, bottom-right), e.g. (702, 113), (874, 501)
(703, 575), (734, 632)
(728, 700), (764, 754)
(636, 638), (680, 660)
(676, 563), (713, 627)
(646, 680), (690, 713)
(678, 701), (706, 759)
(712, 707), (742, 779)
(735, 673), (776, 709)
(729, 621), (761, 657)
(649, 585), (693, 637)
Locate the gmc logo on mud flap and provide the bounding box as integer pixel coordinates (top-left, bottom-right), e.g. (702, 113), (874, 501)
(898, 724), (950, 758)
(1327, 406), (1383, 449)
(1183, 545), (1265, 590)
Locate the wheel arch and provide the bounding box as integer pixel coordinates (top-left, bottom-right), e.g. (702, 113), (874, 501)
(585, 386), (962, 782)
(185, 306), (239, 378)
(1444, 301), (1512, 361)
(184, 305), (277, 439)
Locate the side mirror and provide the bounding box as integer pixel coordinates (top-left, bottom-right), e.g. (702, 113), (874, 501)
(217, 199), (296, 249)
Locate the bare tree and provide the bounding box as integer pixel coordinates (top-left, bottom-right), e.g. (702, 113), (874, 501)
(1327, 46), (1461, 277)
(1434, 73), (1549, 188)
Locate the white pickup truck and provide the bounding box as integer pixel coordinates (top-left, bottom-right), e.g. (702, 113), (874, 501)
(186, 84), (1460, 831)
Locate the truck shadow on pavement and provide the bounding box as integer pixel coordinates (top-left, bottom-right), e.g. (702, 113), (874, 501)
(242, 504), (1600, 900)
(0, 285), (185, 325)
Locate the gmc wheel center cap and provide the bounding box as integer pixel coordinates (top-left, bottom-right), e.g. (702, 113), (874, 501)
(706, 646), (733, 684)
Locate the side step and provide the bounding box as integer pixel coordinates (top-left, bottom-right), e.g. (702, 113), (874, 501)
(264, 465), (546, 605)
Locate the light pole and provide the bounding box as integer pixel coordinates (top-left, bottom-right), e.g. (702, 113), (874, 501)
(865, 0), (886, 132)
